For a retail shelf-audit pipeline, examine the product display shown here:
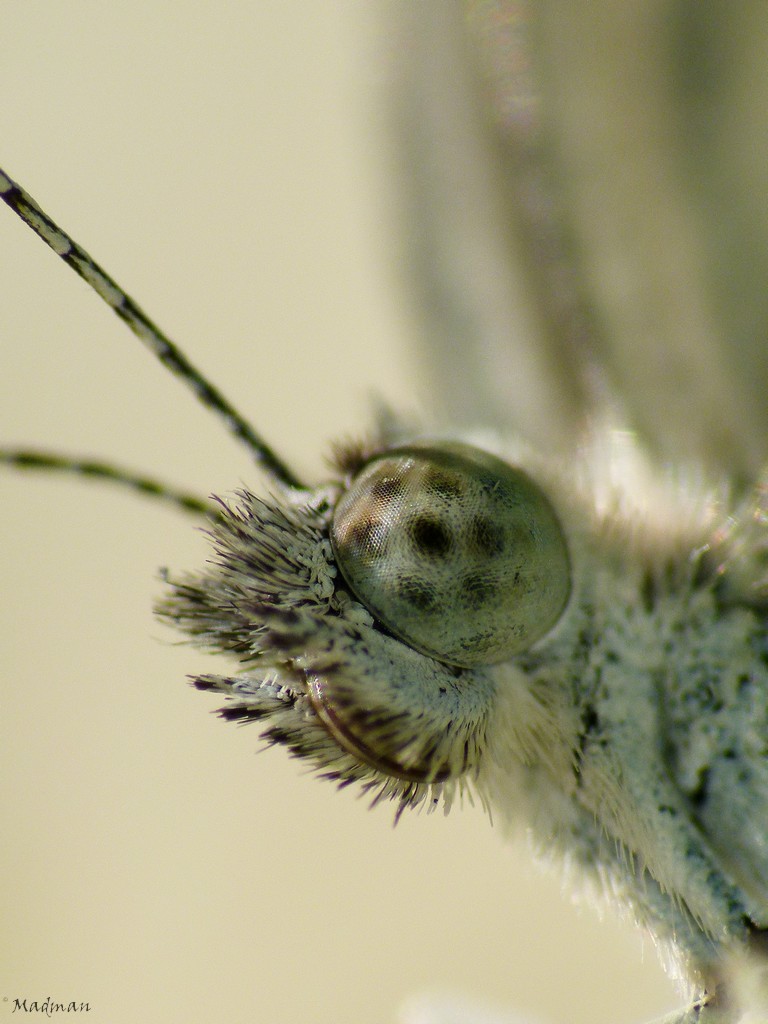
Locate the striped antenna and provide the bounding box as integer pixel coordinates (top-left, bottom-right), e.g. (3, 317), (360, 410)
(0, 167), (304, 491)
(0, 448), (212, 517)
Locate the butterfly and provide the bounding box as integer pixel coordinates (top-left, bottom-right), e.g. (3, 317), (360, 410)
(3, 4), (767, 1024)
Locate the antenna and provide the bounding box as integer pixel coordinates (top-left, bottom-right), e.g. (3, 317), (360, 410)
(0, 448), (213, 516)
(0, 168), (305, 491)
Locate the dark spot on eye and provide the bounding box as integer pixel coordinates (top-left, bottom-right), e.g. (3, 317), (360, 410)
(467, 516), (505, 558)
(423, 468), (463, 500)
(460, 572), (494, 610)
(398, 577), (438, 612)
(370, 476), (405, 504)
(409, 515), (452, 558)
(347, 517), (383, 559)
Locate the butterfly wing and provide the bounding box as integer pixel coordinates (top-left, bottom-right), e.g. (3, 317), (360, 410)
(396, 1), (768, 483)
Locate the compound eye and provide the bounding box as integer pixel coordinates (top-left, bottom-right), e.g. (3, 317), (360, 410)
(330, 443), (570, 667)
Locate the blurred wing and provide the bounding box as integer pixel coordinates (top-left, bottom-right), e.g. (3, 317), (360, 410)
(394, 1), (768, 484)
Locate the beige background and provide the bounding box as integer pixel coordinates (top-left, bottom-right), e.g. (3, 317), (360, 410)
(2, 5), (677, 1023)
